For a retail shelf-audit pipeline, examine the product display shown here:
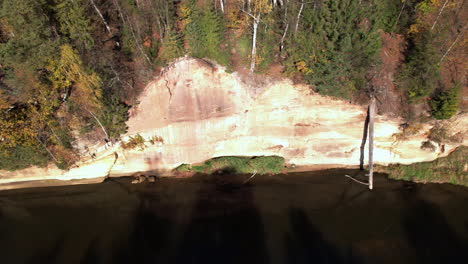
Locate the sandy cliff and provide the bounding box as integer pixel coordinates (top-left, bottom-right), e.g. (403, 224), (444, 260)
(1, 57), (466, 189)
(111, 57), (467, 175)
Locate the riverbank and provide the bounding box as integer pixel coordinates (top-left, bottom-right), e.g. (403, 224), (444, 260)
(1, 57), (466, 191)
(0, 146), (465, 191)
(380, 146), (468, 187)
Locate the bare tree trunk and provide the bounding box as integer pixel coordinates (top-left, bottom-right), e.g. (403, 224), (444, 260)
(431, 0), (449, 31)
(86, 109), (109, 141)
(280, 23), (289, 52)
(394, 0), (407, 28)
(156, 19), (164, 43)
(37, 137), (58, 163)
(123, 12), (152, 65)
(220, 0), (225, 13)
(368, 97), (376, 190)
(359, 106), (370, 170)
(280, 5), (289, 52)
(439, 24), (466, 64)
(90, 0), (112, 35)
(112, 0), (126, 26)
(112, 0), (151, 64)
(250, 17), (259, 72)
(295, 1), (304, 34)
(48, 124), (63, 146)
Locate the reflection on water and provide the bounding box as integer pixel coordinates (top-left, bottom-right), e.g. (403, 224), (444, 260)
(1, 169), (468, 264)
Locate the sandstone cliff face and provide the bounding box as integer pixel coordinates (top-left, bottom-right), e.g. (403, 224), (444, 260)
(1, 57), (466, 189)
(110, 57), (467, 175)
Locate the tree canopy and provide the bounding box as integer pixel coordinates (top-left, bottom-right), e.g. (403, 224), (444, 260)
(0, 0), (465, 170)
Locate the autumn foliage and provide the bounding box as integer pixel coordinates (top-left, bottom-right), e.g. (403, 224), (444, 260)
(0, 0), (466, 170)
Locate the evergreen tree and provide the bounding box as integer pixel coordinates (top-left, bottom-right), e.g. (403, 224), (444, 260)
(430, 84), (460, 120)
(158, 29), (183, 63)
(100, 95), (130, 140)
(285, 0), (381, 99)
(54, 0), (94, 49)
(0, 0), (57, 71)
(399, 33), (440, 100)
(184, 2), (228, 65)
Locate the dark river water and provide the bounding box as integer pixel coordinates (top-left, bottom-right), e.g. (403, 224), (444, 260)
(1, 169), (468, 264)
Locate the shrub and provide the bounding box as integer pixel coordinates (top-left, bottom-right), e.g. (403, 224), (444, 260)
(392, 122), (423, 142)
(428, 125), (449, 144)
(420, 141), (436, 152)
(121, 134), (146, 150)
(175, 163), (191, 172)
(148, 135), (164, 145)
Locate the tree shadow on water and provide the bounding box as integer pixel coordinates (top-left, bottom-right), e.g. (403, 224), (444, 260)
(285, 208), (362, 264)
(111, 195), (175, 264)
(81, 238), (101, 264)
(403, 199), (468, 264)
(173, 169), (269, 264)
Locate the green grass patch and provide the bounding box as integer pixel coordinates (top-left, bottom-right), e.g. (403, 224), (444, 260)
(174, 156), (285, 175)
(380, 146), (468, 186)
(174, 163), (191, 172)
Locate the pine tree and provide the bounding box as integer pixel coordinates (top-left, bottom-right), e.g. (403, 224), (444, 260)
(54, 0), (94, 49)
(285, 0), (381, 99)
(430, 84), (460, 120)
(0, 0), (57, 72)
(184, 3), (228, 65)
(399, 33), (440, 100)
(158, 29), (183, 63)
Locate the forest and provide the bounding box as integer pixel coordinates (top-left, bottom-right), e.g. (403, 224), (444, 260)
(0, 0), (466, 170)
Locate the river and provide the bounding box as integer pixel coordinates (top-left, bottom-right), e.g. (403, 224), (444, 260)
(1, 169), (467, 264)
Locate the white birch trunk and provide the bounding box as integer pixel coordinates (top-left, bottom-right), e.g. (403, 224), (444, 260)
(220, 0), (225, 13)
(280, 23), (289, 52)
(394, 0), (407, 28)
(295, 1), (304, 34)
(438, 26), (465, 64)
(37, 137), (58, 162)
(250, 17), (259, 72)
(86, 109), (109, 140)
(90, 0), (112, 35)
(431, 0), (449, 31)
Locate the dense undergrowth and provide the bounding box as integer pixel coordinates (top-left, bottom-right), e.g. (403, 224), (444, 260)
(381, 146), (468, 187)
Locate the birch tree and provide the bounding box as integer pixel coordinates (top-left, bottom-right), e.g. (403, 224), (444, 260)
(89, 0), (112, 35)
(431, 0), (449, 31)
(241, 0), (272, 72)
(294, 0), (304, 34)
